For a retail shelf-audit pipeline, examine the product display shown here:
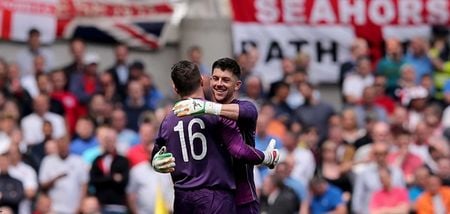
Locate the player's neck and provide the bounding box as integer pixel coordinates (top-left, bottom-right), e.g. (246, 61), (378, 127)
(183, 89), (205, 100)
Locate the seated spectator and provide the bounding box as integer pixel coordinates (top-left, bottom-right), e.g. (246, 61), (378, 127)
(404, 37), (433, 83)
(376, 38), (405, 96)
(268, 81), (293, 122)
(89, 126), (129, 213)
(369, 167), (409, 214)
(123, 80), (148, 132)
(140, 72), (164, 111)
(416, 175), (450, 213)
(39, 136), (88, 213)
(403, 86), (429, 131)
(304, 177), (346, 214)
(70, 117), (98, 156)
(80, 196), (101, 214)
(341, 109), (367, 148)
(69, 52), (101, 110)
(28, 120), (54, 165)
(260, 174), (299, 214)
(275, 157), (306, 202)
(99, 72), (122, 106)
(353, 86), (388, 128)
(33, 193), (52, 214)
(397, 64), (418, 91)
(111, 108), (138, 155)
(373, 74), (396, 115)
(62, 37), (86, 80)
(241, 75), (265, 107)
(88, 94), (112, 126)
(409, 167), (430, 210)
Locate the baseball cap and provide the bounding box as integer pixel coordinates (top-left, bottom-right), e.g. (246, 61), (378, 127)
(84, 52), (100, 65)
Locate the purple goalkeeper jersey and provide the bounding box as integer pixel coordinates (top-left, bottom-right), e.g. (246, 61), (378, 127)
(232, 99), (259, 205)
(154, 110), (264, 191)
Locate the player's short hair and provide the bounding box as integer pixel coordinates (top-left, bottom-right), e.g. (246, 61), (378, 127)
(212, 58), (241, 79)
(171, 60), (202, 97)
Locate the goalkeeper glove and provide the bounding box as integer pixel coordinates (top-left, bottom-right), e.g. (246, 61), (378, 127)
(262, 139), (280, 169)
(173, 98), (222, 117)
(152, 146), (176, 173)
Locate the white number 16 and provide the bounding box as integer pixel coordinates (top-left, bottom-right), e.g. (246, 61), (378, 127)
(173, 118), (207, 162)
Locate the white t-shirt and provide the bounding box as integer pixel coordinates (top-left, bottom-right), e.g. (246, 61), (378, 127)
(280, 147), (316, 186)
(9, 162), (38, 214)
(39, 154), (88, 214)
(343, 74), (374, 100)
(127, 162), (174, 214)
(21, 112), (66, 145)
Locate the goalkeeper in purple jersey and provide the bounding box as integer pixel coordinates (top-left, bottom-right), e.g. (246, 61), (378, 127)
(151, 60), (279, 214)
(173, 58), (278, 214)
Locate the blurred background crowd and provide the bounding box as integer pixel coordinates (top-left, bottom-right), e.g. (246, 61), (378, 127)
(1, 15), (450, 214)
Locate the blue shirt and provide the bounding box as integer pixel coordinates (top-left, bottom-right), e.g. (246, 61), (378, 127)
(409, 186), (424, 202)
(70, 137), (99, 155)
(311, 185), (344, 214)
(255, 135), (282, 179)
(404, 53), (433, 83)
(285, 177), (307, 202)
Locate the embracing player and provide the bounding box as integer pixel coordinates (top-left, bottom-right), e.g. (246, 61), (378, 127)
(173, 58), (272, 214)
(151, 60), (279, 214)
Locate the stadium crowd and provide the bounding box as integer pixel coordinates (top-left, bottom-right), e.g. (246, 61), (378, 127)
(0, 25), (450, 214)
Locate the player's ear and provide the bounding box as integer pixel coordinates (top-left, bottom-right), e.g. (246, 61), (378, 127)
(172, 84), (179, 94)
(200, 76), (204, 87)
(235, 80), (242, 91)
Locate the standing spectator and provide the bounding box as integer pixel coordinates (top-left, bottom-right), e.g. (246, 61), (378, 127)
(274, 158), (307, 202)
(35, 73), (65, 115)
(303, 177), (346, 214)
(296, 82), (335, 142)
(6, 63), (33, 117)
(89, 127), (129, 214)
(111, 109), (138, 155)
(39, 136), (88, 213)
(373, 74), (396, 115)
(376, 38), (405, 96)
(127, 146), (173, 214)
(70, 117), (98, 156)
(21, 94), (66, 145)
(140, 73), (164, 111)
(416, 175), (450, 214)
(352, 142), (405, 214)
(341, 109), (366, 149)
(343, 57), (374, 105)
(107, 44), (130, 98)
(69, 52), (101, 110)
(15, 28), (54, 77)
(260, 174), (299, 214)
(8, 144), (37, 214)
(99, 72), (122, 106)
(404, 37), (433, 83)
(240, 75), (265, 106)
(63, 38), (86, 81)
(123, 81), (148, 132)
(88, 94), (112, 126)
(127, 122), (156, 167)
(187, 45), (208, 75)
(409, 167), (430, 209)
(268, 81), (293, 122)
(51, 69), (80, 134)
(369, 167), (409, 214)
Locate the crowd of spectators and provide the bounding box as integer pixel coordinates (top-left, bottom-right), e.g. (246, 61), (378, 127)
(0, 25), (450, 214)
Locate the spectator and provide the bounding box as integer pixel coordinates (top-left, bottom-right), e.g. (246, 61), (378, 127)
(127, 122), (156, 167)
(296, 82), (335, 143)
(255, 113), (283, 179)
(127, 143), (174, 214)
(341, 109), (367, 148)
(140, 72), (164, 111)
(240, 75), (265, 106)
(339, 38), (369, 89)
(286, 70), (308, 109)
(35, 73), (65, 115)
(305, 177), (347, 214)
(27, 120), (53, 167)
(21, 94), (66, 145)
(369, 167), (409, 214)
(63, 38), (86, 80)
(410, 122), (432, 162)
(88, 93), (112, 126)
(343, 57), (374, 105)
(8, 144), (38, 214)
(69, 52), (101, 108)
(80, 196), (101, 214)
(409, 167), (430, 208)
(376, 38), (405, 96)
(89, 127), (129, 213)
(279, 131), (314, 193)
(404, 37), (433, 83)
(436, 157), (450, 186)
(353, 86), (388, 128)
(397, 64), (418, 93)
(99, 71), (122, 106)
(15, 28), (54, 77)
(39, 136), (88, 213)
(128, 60), (144, 81)
(268, 81), (293, 122)
(70, 117), (98, 156)
(275, 157), (307, 202)
(111, 108), (138, 155)
(352, 142), (405, 214)
(107, 44), (130, 98)
(50, 69), (80, 134)
(404, 86), (429, 131)
(6, 63), (33, 117)
(0, 139), (24, 214)
(187, 45), (208, 75)
(260, 174), (299, 214)
(123, 81), (148, 132)
(443, 80), (450, 129)
(21, 55), (47, 98)
(33, 193), (52, 214)
(387, 129), (423, 184)
(373, 74), (396, 115)
(424, 104), (445, 138)
(416, 175), (450, 214)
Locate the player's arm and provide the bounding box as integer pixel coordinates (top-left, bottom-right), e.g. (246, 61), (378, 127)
(151, 120), (175, 173)
(220, 118), (279, 168)
(173, 99), (257, 122)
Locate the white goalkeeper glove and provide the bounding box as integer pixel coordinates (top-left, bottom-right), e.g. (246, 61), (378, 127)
(262, 139), (280, 169)
(152, 146), (176, 173)
(172, 98), (222, 117)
